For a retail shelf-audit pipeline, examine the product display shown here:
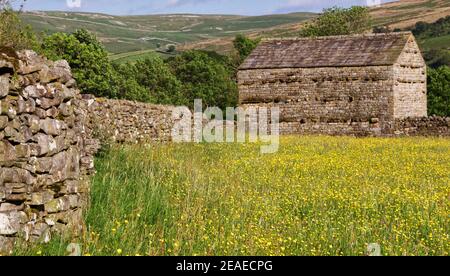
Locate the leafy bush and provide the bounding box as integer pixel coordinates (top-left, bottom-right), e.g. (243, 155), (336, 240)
(112, 62), (152, 103)
(166, 50), (238, 110)
(424, 49), (450, 68)
(412, 16), (450, 38)
(427, 66), (450, 117)
(42, 30), (120, 98)
(233, 34), (260, 63)
(132, 56), (183, 105)
(301, 6), (371, 37)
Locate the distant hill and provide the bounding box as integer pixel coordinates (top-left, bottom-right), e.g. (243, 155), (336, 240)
(19, 0), (450, 62)
(19, 11), (316, 56)
(371, 0), (450, 29)
(180, 0), (450, 56)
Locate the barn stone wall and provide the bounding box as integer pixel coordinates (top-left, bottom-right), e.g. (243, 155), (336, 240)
(238, 66), (396, 136)
(393, 36), (427, 118)
(0, 50), (98, 254)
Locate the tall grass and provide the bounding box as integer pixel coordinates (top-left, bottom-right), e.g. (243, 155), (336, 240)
(13, 136), (450, 256)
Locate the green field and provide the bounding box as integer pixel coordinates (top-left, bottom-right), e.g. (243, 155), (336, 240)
(420, 34), (450, 51)
(14, 136), (450, 256)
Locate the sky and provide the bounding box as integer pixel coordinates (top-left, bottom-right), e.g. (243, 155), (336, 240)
(14, 0), (395, 16)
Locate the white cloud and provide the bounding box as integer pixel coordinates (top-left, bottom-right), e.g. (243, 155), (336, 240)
(66, 0), (82, 9)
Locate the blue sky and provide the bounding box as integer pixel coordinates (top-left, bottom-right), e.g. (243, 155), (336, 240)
(16, 0), (395, 15)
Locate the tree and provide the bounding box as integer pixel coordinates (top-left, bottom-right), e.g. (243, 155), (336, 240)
(132, 56), (183, 105)
(424, 49), (450, 69)
(301, 6), (371, 37)
(112, 62), (152, 103)
(233, 34), (260, 63)
(0, 2), (40, 51)
(167, 50), (238, 110)
(41, 30), (119, 98)
(166, 44), (176, 53)
(427, 66), (450, 117)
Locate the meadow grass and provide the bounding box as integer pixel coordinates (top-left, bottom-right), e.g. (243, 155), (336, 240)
(14, 136), (450, 256)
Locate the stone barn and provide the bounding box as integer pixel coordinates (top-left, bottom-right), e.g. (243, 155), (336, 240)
(237, 32), (427, 136)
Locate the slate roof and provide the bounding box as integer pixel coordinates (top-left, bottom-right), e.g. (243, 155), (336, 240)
(239, 32), (413, 70)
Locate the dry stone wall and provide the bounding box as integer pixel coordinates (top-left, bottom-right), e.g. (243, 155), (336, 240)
(80, 95), (179, 144)
(389, 116), (450, 137)
(0, 50), (98, 254)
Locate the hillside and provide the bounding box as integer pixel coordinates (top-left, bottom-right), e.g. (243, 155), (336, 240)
(19, 0), (450, 61)
(20, 11), (316, 57)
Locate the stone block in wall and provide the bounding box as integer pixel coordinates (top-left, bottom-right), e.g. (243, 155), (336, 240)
(44, 196), (72, 214)
(17, 98), (36, 114)
(0, 140), (17, 163)
(0, 211), (26, 235)
(0, 116), (7, 130)
(39, 118), (64, 136)
(0, 74), (9, 98)
(0, 167), (35, 185)
(29, 191), (54, 206)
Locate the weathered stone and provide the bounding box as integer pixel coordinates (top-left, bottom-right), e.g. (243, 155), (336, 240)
(0, 98), (17, 119)
(65, 79), (76, 88)
(36, 96), (62, 110)
(49, 149), (80, 182)
(34, 133), (58, 156)
(32, 156), (52, 173)
(0, 116), (8, 130)
(17, 98), (36, 114)
(10, 118), (21, 130)
(0, 59), (14, 70)
(0, 74), (9, 98)
(0, 140), (16, 163)
(19, 114), (40, 133)
(3, 126), (22, 142)
(59, 102), (73, 117)
(68, 194), (80, 208)
(60, 180), (86, 194)
(39, 61), (72, 84)
(0, 236), (15, 254)
(0, 203), (24, 212)
(4, 182), (28, 194)
(30, 191), (54, 205)
(60, 85), (76, 101)
(17, 50), (46, 75)
(34, 107), (47, 119)
(44, 197), (71, 213)
(39, 118), (63, 136)
(15, 144), (31, 158)
(0, 212), (21, 235)
(45, 106), (59, 118)
(23, 84), (46, 99)
(0, 167), (35, 185)
(5, 193), (28, 202)
(30, 222), (51, 243)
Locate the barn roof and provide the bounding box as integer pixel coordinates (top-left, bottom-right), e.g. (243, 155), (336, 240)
(239, 32), (413, 70)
